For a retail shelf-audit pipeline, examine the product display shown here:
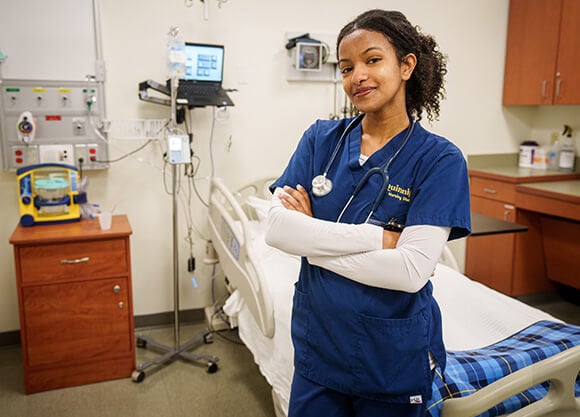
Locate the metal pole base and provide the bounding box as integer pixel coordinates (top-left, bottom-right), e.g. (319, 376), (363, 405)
(131, 328), (219, 383)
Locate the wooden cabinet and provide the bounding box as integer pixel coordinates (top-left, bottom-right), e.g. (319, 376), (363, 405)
(516, 181), (580, 290)
(503, 0), (580, 105)
(466, 175), (552, 296)
(9, 215), (135, 394)
(467, 196), (516, 295)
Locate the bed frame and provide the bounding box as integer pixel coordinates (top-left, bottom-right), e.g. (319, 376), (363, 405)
(207, 176), (580, 417)
(208, 177), (276, 338)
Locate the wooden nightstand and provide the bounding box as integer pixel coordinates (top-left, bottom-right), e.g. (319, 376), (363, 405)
(9, 215), (135, 394)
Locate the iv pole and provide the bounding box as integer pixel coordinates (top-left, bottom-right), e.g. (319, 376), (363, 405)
(131, 36), (219, 382)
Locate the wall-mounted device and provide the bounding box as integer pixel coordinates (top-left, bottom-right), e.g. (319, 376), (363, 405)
(167, 134), (191, 164)
(296, 42), (324, 72)
(285, 32), (338, 82)
(16, 163), (83, 227)
(0, 79), (109, 171)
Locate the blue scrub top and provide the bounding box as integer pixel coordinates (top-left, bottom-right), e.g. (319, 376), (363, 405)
(271, 116), (471, 403)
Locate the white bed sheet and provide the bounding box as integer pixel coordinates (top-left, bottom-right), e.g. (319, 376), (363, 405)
(227, 223), (558, 417)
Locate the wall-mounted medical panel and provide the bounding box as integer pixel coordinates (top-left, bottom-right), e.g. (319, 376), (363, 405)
(0, 79), (108, 171)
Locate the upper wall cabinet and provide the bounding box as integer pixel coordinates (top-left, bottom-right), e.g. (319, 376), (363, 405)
(503, 0), (580, 105)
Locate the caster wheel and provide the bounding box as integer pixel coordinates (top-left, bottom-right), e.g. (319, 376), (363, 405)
(203, 333), (214, 344)
(207, 361), (218, 374)
(131, 369), (145, 383)
(136, 337), (147, 348)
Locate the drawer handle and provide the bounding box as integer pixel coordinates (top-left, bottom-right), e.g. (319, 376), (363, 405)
(483, 188), (497, 194)
(541, 80), (548, 98)
(503, 204), (515, 221)
(60, 256), (90, 265)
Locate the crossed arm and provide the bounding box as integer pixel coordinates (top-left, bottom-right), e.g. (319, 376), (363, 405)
(265, 185), (450, 293)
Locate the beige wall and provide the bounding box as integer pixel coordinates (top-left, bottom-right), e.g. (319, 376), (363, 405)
(1, 0), (579, 333)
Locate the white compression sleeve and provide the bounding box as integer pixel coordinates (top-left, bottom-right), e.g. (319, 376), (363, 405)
(264, 189), (383, 257)
(308, 225), (451, 293)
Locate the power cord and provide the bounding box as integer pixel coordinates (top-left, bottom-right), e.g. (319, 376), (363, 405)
(95, 139), (155, 164)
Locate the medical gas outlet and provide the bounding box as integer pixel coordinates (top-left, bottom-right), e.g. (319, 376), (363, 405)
(0, 79), (109, 171)
(16, 111), (36, 143)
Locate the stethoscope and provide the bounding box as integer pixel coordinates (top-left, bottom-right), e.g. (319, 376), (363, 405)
(311, 114), (415, 224)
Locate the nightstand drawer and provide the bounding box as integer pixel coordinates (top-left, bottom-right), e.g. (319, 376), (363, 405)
(470, 177), (516, 203)
(18, 238), (128, 285)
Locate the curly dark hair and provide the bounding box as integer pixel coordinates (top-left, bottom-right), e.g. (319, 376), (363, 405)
(337, 9), (447, 122)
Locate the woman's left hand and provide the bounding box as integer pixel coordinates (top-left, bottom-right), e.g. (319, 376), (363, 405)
(279, 184), (313, 217)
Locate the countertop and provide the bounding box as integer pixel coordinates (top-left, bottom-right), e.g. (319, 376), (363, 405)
(516, 180), (580, 203)
(467, 153), (580, 184)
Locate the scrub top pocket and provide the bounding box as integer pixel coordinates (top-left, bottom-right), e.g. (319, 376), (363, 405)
(354, 310), (431, 396)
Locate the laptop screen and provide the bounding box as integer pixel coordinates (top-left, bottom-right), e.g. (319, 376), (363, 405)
(182, 43), (224, 83)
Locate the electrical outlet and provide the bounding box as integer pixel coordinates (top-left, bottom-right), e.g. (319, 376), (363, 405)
(38, 144), (74, 164)
(74, 144), (87, 164)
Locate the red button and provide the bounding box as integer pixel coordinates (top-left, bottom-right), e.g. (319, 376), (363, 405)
(90, 156), (96, 161)
(15, 150), (23, 156)
(15, 158), (23, 164)
(89, 148), (96, 154)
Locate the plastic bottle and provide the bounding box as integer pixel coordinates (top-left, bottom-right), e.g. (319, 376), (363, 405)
(167, 27), (186, 79)
(532, 146), (548, 170)
(518, 140), (538, 168)
(546, 132), (560, 171)
(558, 125), (576, 172)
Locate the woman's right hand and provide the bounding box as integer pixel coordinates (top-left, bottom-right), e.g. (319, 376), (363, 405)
(382, 230), (401, 249)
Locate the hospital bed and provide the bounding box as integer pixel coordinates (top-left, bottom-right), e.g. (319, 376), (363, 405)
(207, 177), (580, 417)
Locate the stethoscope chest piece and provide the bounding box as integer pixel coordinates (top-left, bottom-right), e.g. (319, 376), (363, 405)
(312, 174), (333, 197)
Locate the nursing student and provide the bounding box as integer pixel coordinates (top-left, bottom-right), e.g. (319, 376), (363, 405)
(265, 9), (471, 417)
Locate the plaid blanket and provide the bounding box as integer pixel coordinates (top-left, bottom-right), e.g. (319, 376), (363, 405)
(427, 320), (580, 417)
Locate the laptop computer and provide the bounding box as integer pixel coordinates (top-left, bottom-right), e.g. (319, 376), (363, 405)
(171, 42), (234, 108)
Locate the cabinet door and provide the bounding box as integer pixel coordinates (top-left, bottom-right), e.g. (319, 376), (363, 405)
(503, 0), (562, 105)
(22, 278), (132, 368)
(465, 196), (515, 295)
(554, 0), (580, 104)
(511, 210), (553, 295)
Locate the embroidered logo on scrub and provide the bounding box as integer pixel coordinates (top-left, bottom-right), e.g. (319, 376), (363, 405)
(409, 395), (423, 404)
(387, 184), (411, 202)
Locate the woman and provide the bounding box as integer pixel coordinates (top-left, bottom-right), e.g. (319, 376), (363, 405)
(265, 9), (471, 417)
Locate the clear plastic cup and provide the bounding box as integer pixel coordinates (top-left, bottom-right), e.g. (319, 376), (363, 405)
(98, 212), (112, 230)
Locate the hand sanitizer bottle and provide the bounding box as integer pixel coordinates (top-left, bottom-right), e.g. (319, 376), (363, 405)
(558, 125), (576, 172)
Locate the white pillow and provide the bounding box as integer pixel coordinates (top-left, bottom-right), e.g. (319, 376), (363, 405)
(246, 195), (271, 222)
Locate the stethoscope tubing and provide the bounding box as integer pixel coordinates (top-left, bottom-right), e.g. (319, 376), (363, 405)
(322, 113), (365, 176)
(323, 116), (415, 223)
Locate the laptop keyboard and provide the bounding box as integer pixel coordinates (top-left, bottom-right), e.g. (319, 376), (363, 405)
(174, 82), (233, 107)
(191, 85), (218, 96)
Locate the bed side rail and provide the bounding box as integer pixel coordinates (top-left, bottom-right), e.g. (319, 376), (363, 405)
(207, 177), (275, 338)
(441, 345), (580, 417)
